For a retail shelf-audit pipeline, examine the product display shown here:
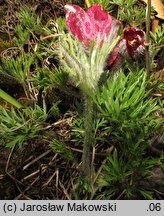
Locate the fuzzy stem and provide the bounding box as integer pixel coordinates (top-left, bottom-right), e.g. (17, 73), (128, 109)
(145, 0), (151, 79)
(82, 93), (94, 179)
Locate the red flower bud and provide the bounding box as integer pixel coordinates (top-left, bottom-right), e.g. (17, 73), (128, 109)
(107, 27), (145, 70)
(123, 27), (145, 60)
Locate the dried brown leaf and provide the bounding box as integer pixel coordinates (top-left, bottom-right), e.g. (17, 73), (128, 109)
(142, 0), (164, 19)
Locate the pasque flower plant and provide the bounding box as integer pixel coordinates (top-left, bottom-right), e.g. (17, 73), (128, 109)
(61, 3), (145, 179)
(62, 3), (120, 179)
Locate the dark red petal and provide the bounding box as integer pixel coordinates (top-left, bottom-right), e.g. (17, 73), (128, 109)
(136, 29), (145, 38)
(123, 27), (145, 59)
(123, 28), (138, 41)
(107, 46), (119, 66)
(106, 41), (124, 71)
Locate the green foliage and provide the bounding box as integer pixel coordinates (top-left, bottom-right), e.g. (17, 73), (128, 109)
(150, 24), (164, 46)
(71, 69), (162, 199)
(94, 69), (159, 122)
(31, 66), (69, 89)
(71, 117), (84, 144)
(150, 24), (164, 58)
(47, 101), (60, 119)
(1, 54), (34, 84)
(109, 0), (146, 26)
(14, 25), (29, 46)
(94, 69), (162, 153)
(0, 6), (67, 107)
(50, 140), (74, 160)
(93, 69), (162, 199)
(16, 6), (42, 34)
(89, 0), (113, 12)
(100, 150), (132, 182)
(72, 175), (96, 200)
(0, 104), (48, 148)
(99, 151), (160, 199)
(98, 149), (132, 198)
(71, 116), (107, 145)
(56, 17), (66, 33)
(13, 7), (42, 47)
(110, 0), (137, 6)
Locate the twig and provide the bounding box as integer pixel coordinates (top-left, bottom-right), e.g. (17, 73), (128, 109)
(152, 188), (164, 196)
(55, 168), (59, 199)
(15, 154), (58, 199)
(91, 146), (96, 180)
(154, 44), (164, 49)
(23, 150), (52, 170)
(59, 180), (71, 200)
(41, 34), (63, 40)
(145, 0), (151, 79)
(116, 189), (126, 200)
(14, 174), (40, 200)
(43, 117), (73, 130)
(42, 169), (58, 188)
(5, 145), (24, 186)
(22, 166), (47, 181)
(19, 195), (32, 200)
(93, 158), (108, 184)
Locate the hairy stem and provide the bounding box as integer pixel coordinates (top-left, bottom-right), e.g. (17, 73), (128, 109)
(82, 93), (94, 179)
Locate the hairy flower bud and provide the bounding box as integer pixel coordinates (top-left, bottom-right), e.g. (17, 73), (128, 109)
(65, 4), (113, 46)
(65, 4), (145, 72)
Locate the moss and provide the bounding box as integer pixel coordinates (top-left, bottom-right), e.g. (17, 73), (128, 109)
(0, 5), (9, 41)
(0, 39), (11, 53)
(0, 6), (6, 25)
(0, 17), (5, 26)
(0, 32), (9, 41)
